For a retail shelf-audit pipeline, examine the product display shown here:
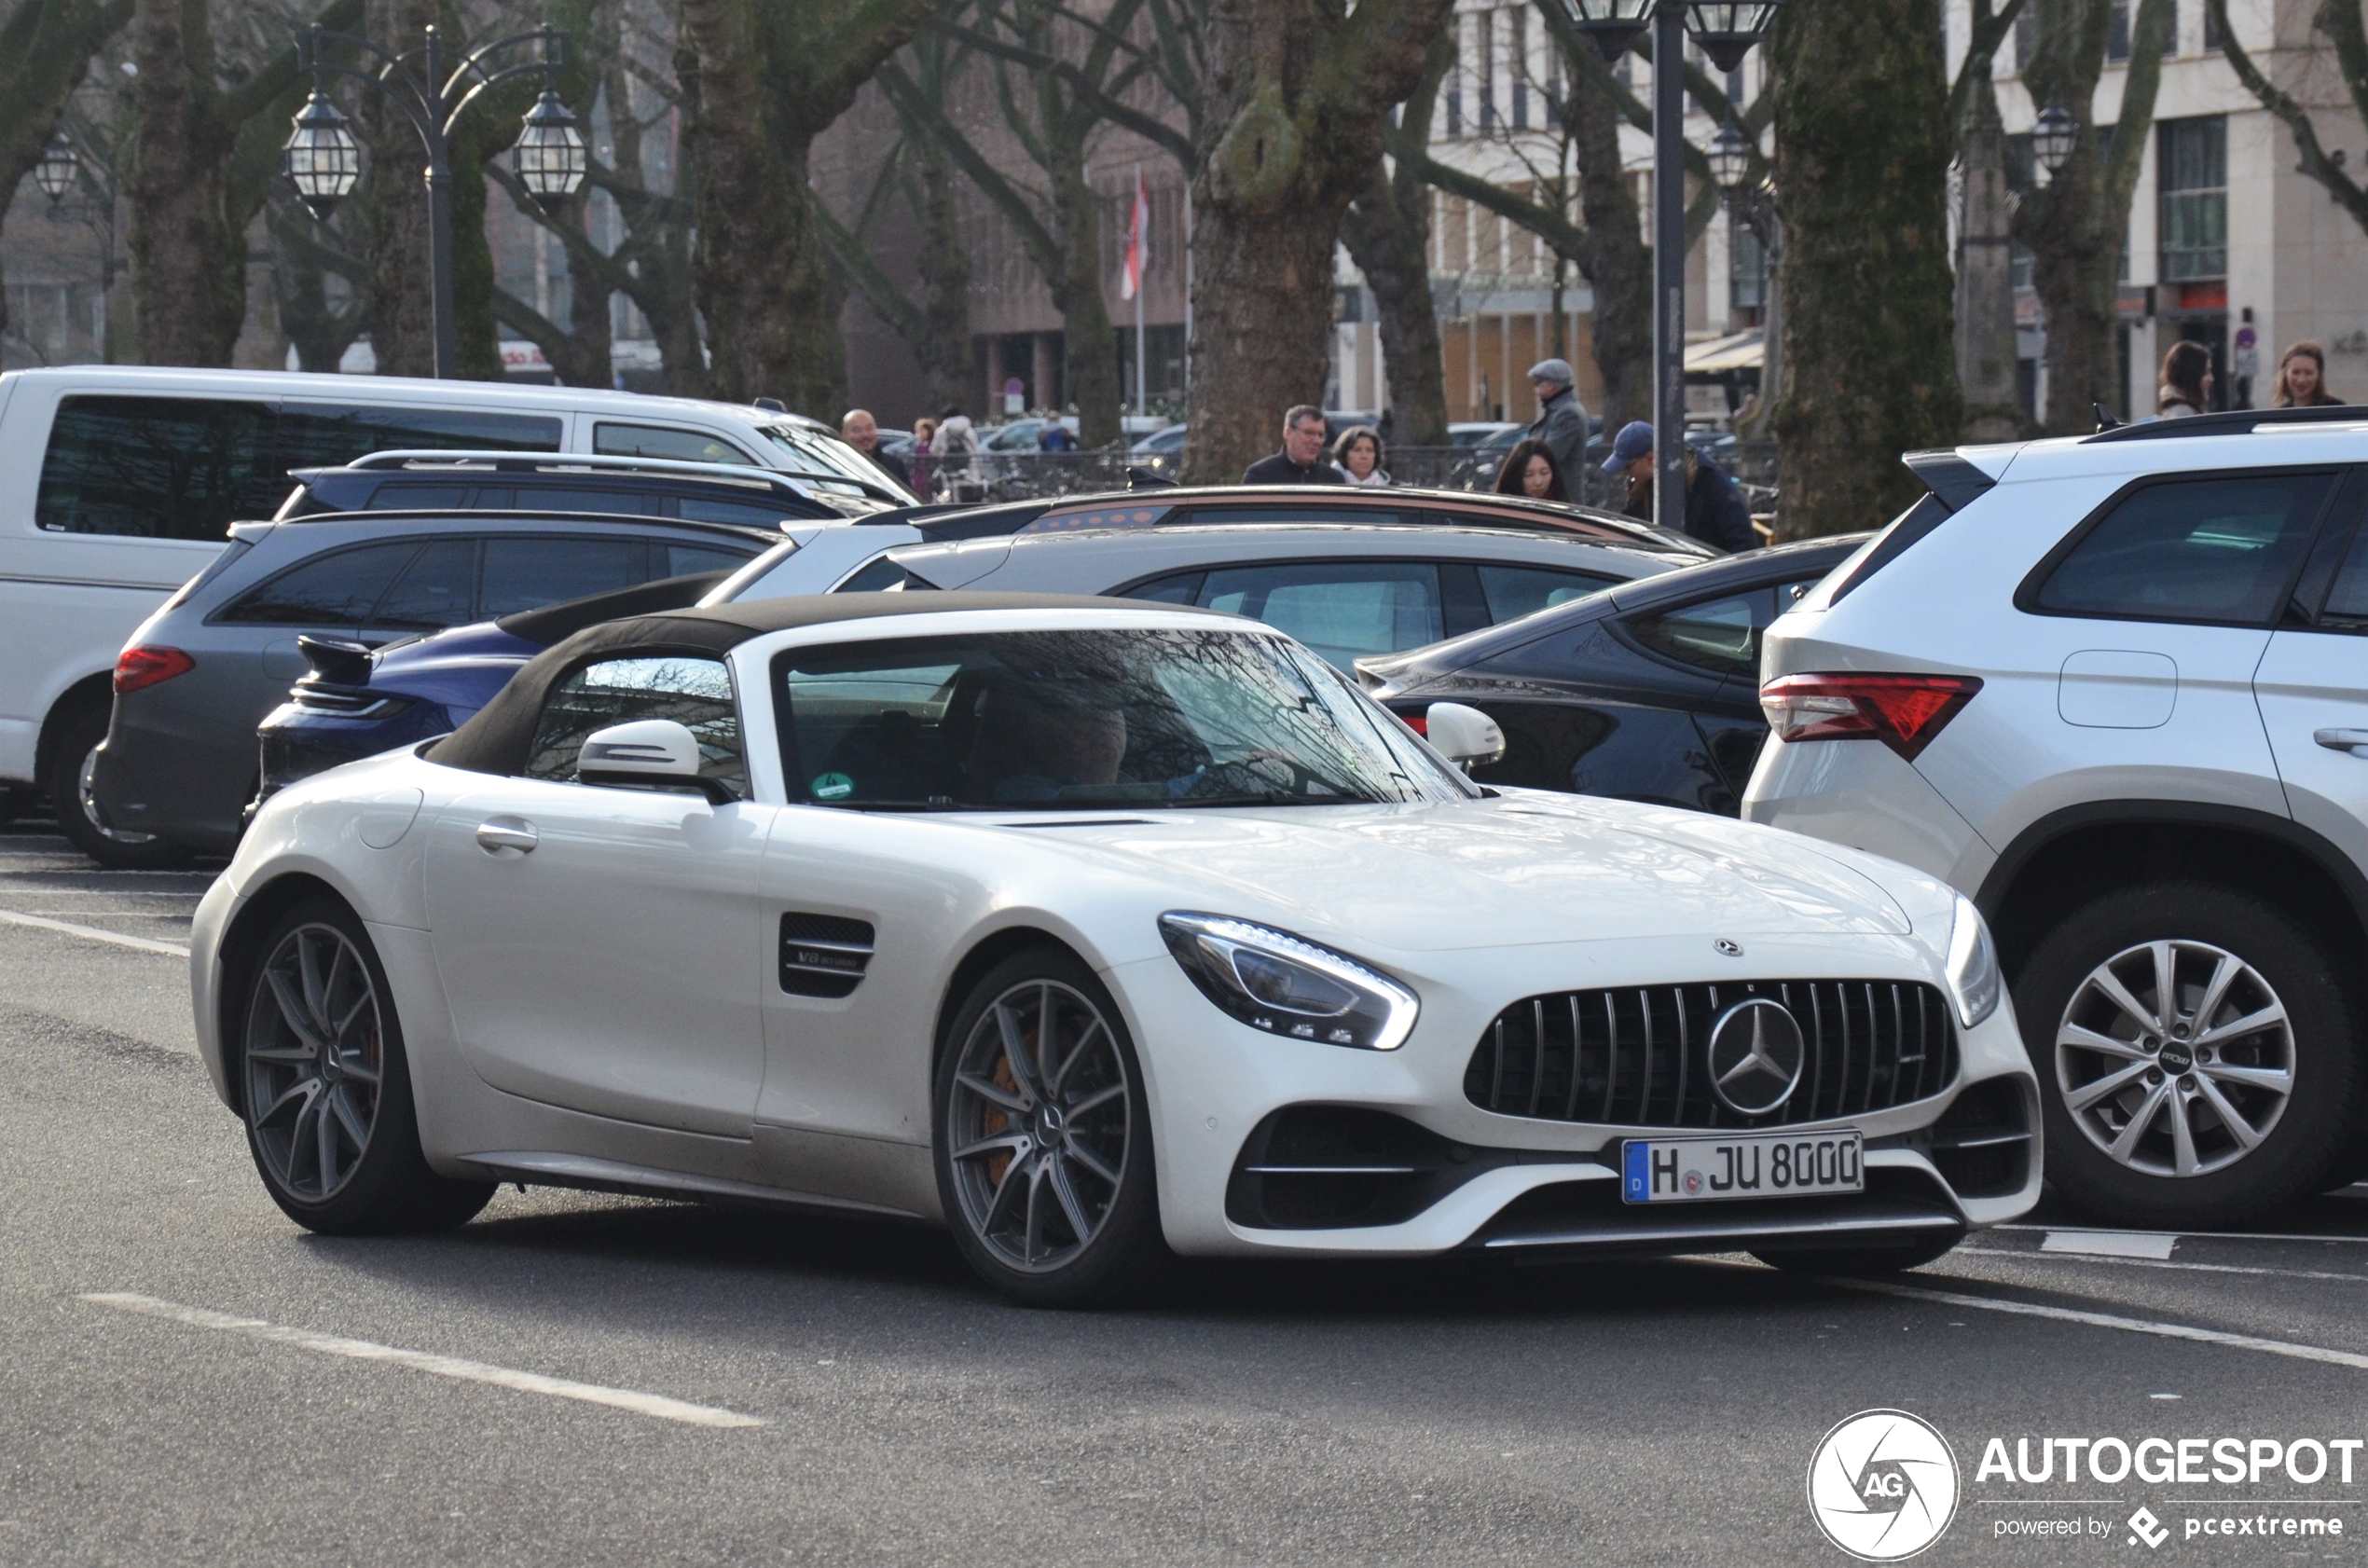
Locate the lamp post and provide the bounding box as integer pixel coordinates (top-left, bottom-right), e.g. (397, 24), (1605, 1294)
(283, 22), (585, 378)
(1710, 114), (1779, 433)
(1552, 0), (1780, 537)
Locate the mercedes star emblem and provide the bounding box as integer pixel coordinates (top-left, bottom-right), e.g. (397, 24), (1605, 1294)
(1706, 997), (1807, 1116)
(1715, 938), (1743, 957)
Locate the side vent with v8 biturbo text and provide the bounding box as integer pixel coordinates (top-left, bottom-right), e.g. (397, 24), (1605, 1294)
(778, 914), (875, 997)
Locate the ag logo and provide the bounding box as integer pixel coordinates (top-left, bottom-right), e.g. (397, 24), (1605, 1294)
(1807, 1409), (1959, 1561)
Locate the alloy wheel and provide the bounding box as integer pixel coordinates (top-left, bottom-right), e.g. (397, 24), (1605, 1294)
(945, 979), (1133, 1273)
(243, 922), (385, 1202)
(2055, 939), (2293, 1178)
(76, 742), (156, 846)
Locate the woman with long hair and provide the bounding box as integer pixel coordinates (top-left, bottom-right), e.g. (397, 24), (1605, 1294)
(1332, 425), (1391, 486)
(2156, 340), (2213, 419)
(1494, 437), (1567, 502)
(2271, 340), (2343, 407)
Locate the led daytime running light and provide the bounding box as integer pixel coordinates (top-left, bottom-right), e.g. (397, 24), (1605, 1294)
(1159, 912), (1419, 1052)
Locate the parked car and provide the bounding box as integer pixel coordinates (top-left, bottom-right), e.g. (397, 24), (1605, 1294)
(274, 450), (893, 524)
(192, 592), (2038, 1305)
(1744, 406), (2368, 1228)
(85, 509), (782, 864)
(0, 364), (913, 857)
(873, 522), (1681, 669)
(981, 417), (1081, 451)
(1357, 535), (1866, 814)
(1449, 422), (1520, 448)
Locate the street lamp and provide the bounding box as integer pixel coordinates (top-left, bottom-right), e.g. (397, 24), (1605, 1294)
(282, 21), (578, 378)
(1706, 118), (1753, 194)
(282, 92), (362, 219)
(2032, 97), (2078, 172)
(34, 132), (76, 202)
(512, 89), (587, 200)
(1548, 0), (1781, 535)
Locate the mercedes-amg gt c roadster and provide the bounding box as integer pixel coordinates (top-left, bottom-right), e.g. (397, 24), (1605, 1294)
(191, 593), (2039, 1304)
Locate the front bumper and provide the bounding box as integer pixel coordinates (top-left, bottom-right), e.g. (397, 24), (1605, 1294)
(1109, 937), (2040, 1259)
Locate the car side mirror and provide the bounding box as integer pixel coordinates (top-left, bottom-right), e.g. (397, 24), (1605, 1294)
(1424, 702), (1506, 771)
(578, 720), (734, 805)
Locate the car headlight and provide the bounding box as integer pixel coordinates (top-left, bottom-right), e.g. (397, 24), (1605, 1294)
(1945, 894), (2001, 1027)
(1158, 912), (1418, 1051)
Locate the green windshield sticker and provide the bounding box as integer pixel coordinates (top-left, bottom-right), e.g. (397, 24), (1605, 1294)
(811, 772), (855, 801)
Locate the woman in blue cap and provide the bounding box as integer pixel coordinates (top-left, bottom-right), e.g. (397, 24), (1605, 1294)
(1603, 420), (1757, 552)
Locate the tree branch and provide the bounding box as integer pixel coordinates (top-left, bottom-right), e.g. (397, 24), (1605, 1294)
(2208, 0), (2368, 227)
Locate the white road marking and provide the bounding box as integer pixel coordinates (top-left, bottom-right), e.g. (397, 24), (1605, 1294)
(1826, 1276), (2368, 1371)
(2040, 1229), (2177, 1259)
(1959, 1245), (2368, 1285)
(82, 1292), (765, 1428)
(0, 909), (189, 957)
(1999, 1222), (2368, 1246)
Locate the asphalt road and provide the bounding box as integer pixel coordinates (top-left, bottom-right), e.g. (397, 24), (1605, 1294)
(7, 817), (2368, 1565)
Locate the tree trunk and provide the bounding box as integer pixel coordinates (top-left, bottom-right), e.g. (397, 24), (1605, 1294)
(270, 205), (367, 371)
(1180, 0), (1457, 482)
(127, 0), (241, 364)
(1769, 0), (1962, 538)
(677, 0), (935, 417)
(1955, 58), (2023, 441)
(444, 107), (509, 381)
(912, 137), (974, 413)
(1566, 52), (1650, 428)
(1341, 33), (1449, 447)
(363, 0), (437, 377)
(1047, 140), (1122, 446)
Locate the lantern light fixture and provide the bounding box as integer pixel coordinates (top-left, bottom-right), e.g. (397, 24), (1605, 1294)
(512, 89), (587, 200)
(34, 132), (76, 202)
(282, 91), (362, 219)
(2033, 97), (2079, 172)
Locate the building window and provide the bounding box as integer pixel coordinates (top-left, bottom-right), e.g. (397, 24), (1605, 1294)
(2158, 115), (2227, 281)
(1729, 213), (1766, 319)
(1510, 8), (1529, 131)
(2011, 239), (2034, 293)
(1478, 9), (1496, 131)
(2013, 5), (2034, 73)
(2203, 0), (2222, 49)
(2108, 0), (2177, 61)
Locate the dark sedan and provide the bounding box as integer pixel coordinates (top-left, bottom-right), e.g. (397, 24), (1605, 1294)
(1356, 534), (1867, 816)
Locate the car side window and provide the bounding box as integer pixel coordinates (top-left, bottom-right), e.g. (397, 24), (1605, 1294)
(1119, 572), (1205, 605)
(365, 483), (470, 510)
(1476, 565), (1618, 623)
(511, 486), (662, 516)
(665, 543), (761, 578)
(673, 496), (801, 527)
(481, 536), (650, 616)
(2320, 528), (2368, 633)
(1626, 589), (1777, 677)
(2032, 471), (2341, 626)
(525, 654), (748, 798)
(594, 422), (756, 465)
(366, 539), (479, 632)
(215, 541), (422, 628)
(1194, 561), (1444, 667)
(36, 395), (273, 540)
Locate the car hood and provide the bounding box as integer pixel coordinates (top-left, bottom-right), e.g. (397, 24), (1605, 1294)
(978, 791), (1917, 955)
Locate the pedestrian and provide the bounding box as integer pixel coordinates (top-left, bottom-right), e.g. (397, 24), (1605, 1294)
(839, 408), (910, 488)
(1522, 358), (1590, 481)
(911, 417), (938, 499)
(1493, 437), (1567, 502)
(2156, 340), (2213, 419)
(2271, 340), (2344, 407)
(931, 406), (985, 500)
(1332, 425), (1391, 487)
(1601, 420), (1756, 552)
(1242, 406), (1347, 484)
(1039, 418), (1079, 451)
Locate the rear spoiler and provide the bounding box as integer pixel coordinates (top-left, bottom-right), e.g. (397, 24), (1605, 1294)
(1824, 450), (1998, 606)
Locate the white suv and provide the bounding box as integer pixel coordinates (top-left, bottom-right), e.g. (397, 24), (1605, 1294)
(1745, 406), (2368, 1228)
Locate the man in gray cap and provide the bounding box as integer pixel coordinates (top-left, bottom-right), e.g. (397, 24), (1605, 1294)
(1523, 358), (1590, 487)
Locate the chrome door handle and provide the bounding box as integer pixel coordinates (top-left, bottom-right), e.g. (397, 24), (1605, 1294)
(2315, 728), (2368, 758)
(475, 819), (538, 854)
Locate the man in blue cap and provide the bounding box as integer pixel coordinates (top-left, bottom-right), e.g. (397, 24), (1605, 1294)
(1603, 419), (1757, 552)
(1522, 358), (1590, 481)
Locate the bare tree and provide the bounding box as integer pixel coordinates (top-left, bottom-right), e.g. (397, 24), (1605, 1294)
(0, 0), (134, 348)
(2208, 0), (2368, 237)
(1339, 32), (1451, 446)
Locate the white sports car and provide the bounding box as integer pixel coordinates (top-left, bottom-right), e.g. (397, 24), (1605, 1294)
(191, 595), (2040, 1304)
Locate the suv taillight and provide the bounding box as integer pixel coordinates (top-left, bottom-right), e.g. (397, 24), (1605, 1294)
(1760, 672), (1981, 762)
(114, 645), (195, 694)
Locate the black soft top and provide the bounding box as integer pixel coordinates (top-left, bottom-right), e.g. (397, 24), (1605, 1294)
(428, 590), (1228, 777)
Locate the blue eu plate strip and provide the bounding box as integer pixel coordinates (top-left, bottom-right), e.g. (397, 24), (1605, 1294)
(1622, 1139), (1648, 1201)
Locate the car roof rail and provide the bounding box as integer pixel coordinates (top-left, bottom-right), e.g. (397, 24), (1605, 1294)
(333, 449), (790, 488)
(2080, 405), (2368, 444)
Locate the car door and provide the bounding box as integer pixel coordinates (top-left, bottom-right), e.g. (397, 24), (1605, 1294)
(420, 651), (770, 1137)
(2253, 472), (2368, 878)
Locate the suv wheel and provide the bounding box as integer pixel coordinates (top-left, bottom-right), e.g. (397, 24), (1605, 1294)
(2017, 881), (2356, 1228)
(46, 708), (187, 869)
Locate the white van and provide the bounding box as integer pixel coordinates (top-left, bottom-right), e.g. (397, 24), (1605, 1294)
(0, 365), (911, 832)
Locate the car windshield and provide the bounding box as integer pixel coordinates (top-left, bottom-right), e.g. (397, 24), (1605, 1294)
(772, 627), (1474, 811)
(758, 423), (913, 496)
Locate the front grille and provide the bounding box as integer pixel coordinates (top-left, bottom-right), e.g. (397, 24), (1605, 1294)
(1465, 981), (1958, 1129)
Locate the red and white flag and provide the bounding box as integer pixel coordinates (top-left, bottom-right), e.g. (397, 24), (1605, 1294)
(1121, 171), (1150, 300)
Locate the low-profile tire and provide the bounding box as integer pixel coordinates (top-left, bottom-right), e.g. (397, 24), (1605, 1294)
(2017, 881), (2356, 1231)
(237, 896), (493, 1233)
(933, 946), (1164, 1307)
(1752, 1233), (1964, 1276)
(47, 708), (189, 869)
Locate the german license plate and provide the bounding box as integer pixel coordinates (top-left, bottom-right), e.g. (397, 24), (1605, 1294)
(1620, 1131), (1863, 1204)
